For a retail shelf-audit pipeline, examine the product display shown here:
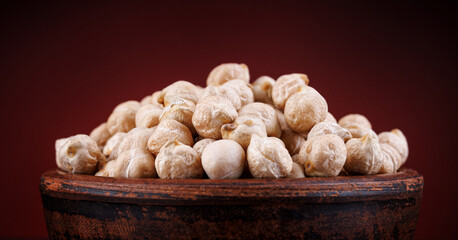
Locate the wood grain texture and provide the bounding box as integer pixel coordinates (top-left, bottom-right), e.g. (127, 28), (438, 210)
(40, 169), (423, 239)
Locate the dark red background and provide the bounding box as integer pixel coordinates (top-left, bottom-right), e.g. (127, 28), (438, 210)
(1, 1), (456, 239)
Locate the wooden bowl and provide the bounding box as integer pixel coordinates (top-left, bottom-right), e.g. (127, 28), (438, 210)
(40, 169), (423, 240)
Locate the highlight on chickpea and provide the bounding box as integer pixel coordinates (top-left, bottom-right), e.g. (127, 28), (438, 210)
(55, 63), (409, 179)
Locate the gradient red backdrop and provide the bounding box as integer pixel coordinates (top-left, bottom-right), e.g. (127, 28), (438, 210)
(1, 1), (457, 239)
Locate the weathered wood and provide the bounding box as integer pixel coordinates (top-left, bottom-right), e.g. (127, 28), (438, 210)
(40, 169), (423, 239)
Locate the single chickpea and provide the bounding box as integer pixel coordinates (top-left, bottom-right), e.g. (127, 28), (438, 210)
(89, 122), (112, 149)
(161, 80), (200, 104)
(344, 134), (383, 175)
(287, 162), (306, 178)
(107, 100), (141, 135)
(378, 143), (401, 174)
(252, 76), (276, 104)
(192, 95), (238, 139)
(325, 112), (337, 123)
(272, 73), (309, 110)
(221, 115), (267, 149)
(346, 126), (378, 139)
(307, 121), (352, 142)
(147, 119), (193, 156)
(298, 134), (347, 177)
(284, 90), (328, 133)
(151, 91), (164, 108)
(280, 129), (306, 155)
(160, 96), (196, 135)
(193, 138), (216, 158)
(55, 134), (107, 174)
(201, 140), (246, 179)
(97, 148), (157, 178)
(202, 85), (242, 110)
(103, 132), (127, 157)
(207, 63), (250, 86)
(140, 95), (152, 105)
(135, 104), (162, 128)
(378, 128), (408, 166)
(247, 135), (293, 178)
(155, 140), (203, 179)
(118, 127), (155, 153)
(238, 102), (281, 138)
(338, 113), (372, 129)
(222, 79), (254, 107)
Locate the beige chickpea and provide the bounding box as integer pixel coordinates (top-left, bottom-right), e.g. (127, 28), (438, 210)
(325, 112), (337, 123)
(287, 162), (306, 178)
(161, 80), (200, 104)
(247, 135), (292, 178)
(222, 79), (254, 107)
(378, 143), (401, 174)
(307, 121), (352, 142)
(193, 138), (216, 157)
(140, 95), (152, 105)
(280, 129), (306, 155)
(238, 103), (281, 137)
(147, 119), (193, 156)
(284, 90), (328, 133)
(160, 97), (196, 135)
(272, 73), (309, 110)
(103, 132), (127, 157)
(201, 140), (246, 179)
(275, 108), (289, 131)
(118, 127), (155, 153)
(378, 129), (408, 166)
(346, 126), (378, 139)
(207, 63), (250, 86)
(89, 122), (112, 149)
(135, 104), (162, 128)
(291, 153), (303, 165)
(150, 91), (164, 108)
(299, 134), (347, 177)
(344, 134), (383, 175)
(107, 100), (141, 135)
(192, 95), (238, 139)
(252, 76), (275, 104)
(97, 148), (157, 178)
(155, 140), (203, 179)
(221, 116), (267, 149)
(55, 134), (107, 174)
(338, 113), (372, 129)
(202, 85), (242, 110)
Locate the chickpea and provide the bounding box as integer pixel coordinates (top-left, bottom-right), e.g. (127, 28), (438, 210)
(207, 63), (250, 86)
(135, 104), (162, 128)
(107, 126), (156, 162)
(275, 108), (289, 131)
(201, 140), (246, 179)
(193, 138), (216, 157)
(378, 129), (408, 166)
(252, 76), (275, 104)
(140, 95), (152, 106)
(280, 129), (306, 155)
(192, 95), (238, 139)
(89, 122), (112, 149)
(299, 134), (347, 177)
(202, 85), (242, 110)
(378, 143), (401, 174)
(338, 113), (372, 129)
(160, 97), (196, 135)
(284, 90), (328, 133)
(307, 121), (352, 142)
(151, 91), (164, 108)
(107, 100), (141, 135)
(344, 134), (383, 175)
(147, 119), (193, 156)
(272, 73), (309, 110)
(325, 112), (337, 123)
(103, 132), (127, 157)
(55, 134), (107, 174)
(238, 103), (281, 138)
(346, 126), (378, 139)
(161, 80), (200, 104)
(222, 79), (254, 107)
(221, 115), (267, 149)
(97, 148), (157, 178)
(287, 162), (306, 178)
(247, 135), (292, 178)
(155, 140), (203, 179)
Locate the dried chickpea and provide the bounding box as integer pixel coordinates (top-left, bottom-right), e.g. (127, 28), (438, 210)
(378, 129), (408, 166)
(222, 79), (254, 107)
(89, 122), (112, 149)
(252, 76), (275, 104)
(151, 91), (164, 108)
(118, 127), (155, 153)
(207, 63), (250, 86)
(107, 100), (141, 135)
(155, 140), (203, 179)
(325, 112), (337, 123)
(378, 143), (401, 174)
(287, 162), (306, 178)
(147, 119), (193, 156)
(291, 153), (304, 165)
(201, 140), (246, 179)
(161, 80), (200, 104)
(346, 126), (378, 139)
(298, 134), (347, 177)
(103, 132), (126, 157)
(202, 85), (242, 110)
(193, 138), (216, 157)
(238, 102), (281, 138)
(192, 95), (238, 139)
(280, 129), (306, 155)
(307, 121), (352, 142)
(55, 134), (107, 174)
(247, 135), (293, 178)
(221, 115), (267, 149)
(272, 73), (309, 110)
(135, 104), (162, 128)
(338, 113), (372, 129)
(159, 97), (196, 135)
(98, 148), (157, 178)
(140, 95), (152, 105)
(275, 108), (289, 131)
(344, 134), (383, 175)
(284, 90), (328, 133)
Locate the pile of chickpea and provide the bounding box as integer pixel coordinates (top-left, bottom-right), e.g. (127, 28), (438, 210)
(55, 63), (408, 179)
